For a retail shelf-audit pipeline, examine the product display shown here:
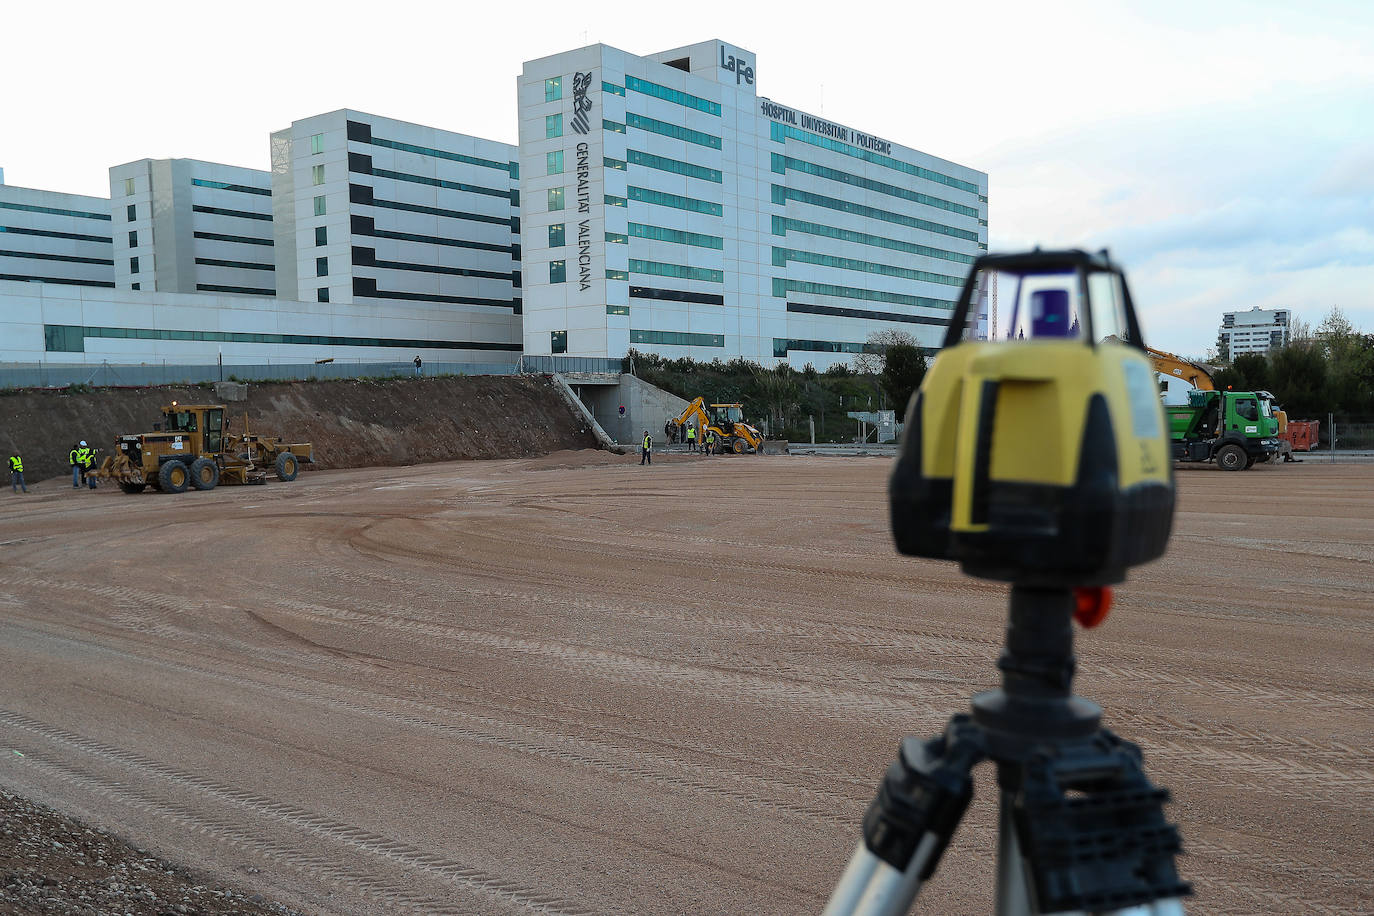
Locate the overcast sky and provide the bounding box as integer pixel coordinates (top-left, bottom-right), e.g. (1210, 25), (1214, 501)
(4, 0), (1370, 356)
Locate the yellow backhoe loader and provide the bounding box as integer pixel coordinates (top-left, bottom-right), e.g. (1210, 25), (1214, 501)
(667, 397), (764, 454)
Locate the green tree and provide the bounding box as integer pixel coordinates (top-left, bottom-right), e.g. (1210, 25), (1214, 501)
(1267, 343), (1328, 419)
(879, 343), (928, 417)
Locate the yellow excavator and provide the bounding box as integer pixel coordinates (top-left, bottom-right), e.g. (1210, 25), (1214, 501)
(667, 397), (764, 454)
(1145, 346), (1215, 390)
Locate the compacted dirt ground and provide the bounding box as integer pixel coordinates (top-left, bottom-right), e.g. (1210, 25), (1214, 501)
(0, 454), (1369, 915)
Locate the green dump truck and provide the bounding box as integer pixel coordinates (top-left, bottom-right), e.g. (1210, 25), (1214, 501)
(1167, 389), (1280, 470)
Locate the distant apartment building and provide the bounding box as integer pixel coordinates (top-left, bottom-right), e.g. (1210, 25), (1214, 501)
(108, 159), (275, 296)
(1219, 307), (1290, 357)
(517, 39), (987, 368)
(270, 110), (522, 343)
(0, 180), (114, 289)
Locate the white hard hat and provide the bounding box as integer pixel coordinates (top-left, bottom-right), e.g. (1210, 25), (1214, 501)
(80, 440), (87, 446)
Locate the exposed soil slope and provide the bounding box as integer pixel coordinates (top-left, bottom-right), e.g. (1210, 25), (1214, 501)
(0, 375), (599, 482)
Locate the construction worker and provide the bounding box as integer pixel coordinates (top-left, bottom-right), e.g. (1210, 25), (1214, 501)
(704, 429), (715, 456)
(78, 442), (97, 489)
(686, 424), (697, 453)
(414, 355), (423, 377)
(69, 442), (82, 488)
(8, 453), (26, 493)
(641, 429), (652, 466)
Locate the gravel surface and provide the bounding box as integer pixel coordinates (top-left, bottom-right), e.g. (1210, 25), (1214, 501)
(1, 787), (295, 915)
(0, 453), (1369, 914)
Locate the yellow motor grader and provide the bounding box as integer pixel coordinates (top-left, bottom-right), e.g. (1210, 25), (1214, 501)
(92, 402), (313, 494)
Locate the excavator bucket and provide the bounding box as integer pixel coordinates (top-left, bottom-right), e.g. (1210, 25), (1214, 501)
(759, 440), (790, 455)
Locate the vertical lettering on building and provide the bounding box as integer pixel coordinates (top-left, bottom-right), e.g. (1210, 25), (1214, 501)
(571, 71), (593, 135)
(576, 141), (591, 291)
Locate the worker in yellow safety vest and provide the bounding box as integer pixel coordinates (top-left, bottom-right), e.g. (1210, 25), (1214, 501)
(704, 429), (715, 456)
(76, 442), (98, 489)
(686, 425), (697, 453)
(640, 430), (652, 466)
(8, 454), (26, 493)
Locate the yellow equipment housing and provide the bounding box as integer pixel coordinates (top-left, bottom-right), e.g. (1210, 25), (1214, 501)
(890, 249), (1174, 587)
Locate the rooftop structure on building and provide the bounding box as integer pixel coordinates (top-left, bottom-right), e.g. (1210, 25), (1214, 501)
(517, 39), (988, 369)
(1219, 307), (1290, 357)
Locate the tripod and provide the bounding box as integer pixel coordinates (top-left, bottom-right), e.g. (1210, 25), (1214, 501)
(822, 586), (1191, 916)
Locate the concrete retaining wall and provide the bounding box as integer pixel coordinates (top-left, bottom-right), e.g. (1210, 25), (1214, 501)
(572, 374), (690, 446)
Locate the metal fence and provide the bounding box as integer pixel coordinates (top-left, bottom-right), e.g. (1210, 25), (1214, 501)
(0, 359), (527, 389)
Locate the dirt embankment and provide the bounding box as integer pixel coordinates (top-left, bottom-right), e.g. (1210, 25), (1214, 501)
(0, 375), (599, 482)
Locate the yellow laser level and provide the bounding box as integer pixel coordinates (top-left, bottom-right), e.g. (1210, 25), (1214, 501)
(890, 249), (1175, 586)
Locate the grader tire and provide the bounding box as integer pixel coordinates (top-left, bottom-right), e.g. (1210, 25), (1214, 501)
(275, 452), (299, 482)
(118, 481), (147, 494)
(190, 457), (220, 491)
(158, 461), (190, 493)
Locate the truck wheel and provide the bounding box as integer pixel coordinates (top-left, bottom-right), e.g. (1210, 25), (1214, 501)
(732, 437), (746, 454)
(118, 481), (147, 494)
(190, 457), (220, 490)
(275, 452), (299, 482)
(1216, 444), (1248, 471)
(158, 461), (190, 493)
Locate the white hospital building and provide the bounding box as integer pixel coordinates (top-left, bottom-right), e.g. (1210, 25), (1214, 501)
(518, 40), (987, 367)
(1, 39), (987, 371)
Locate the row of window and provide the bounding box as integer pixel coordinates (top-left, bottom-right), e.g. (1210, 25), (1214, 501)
(629, 222), (723, 250)
(370, 136), (517, 178)
(191, 178), (271, 197)
(196, 283), (277, 296)
(43, 324), (521, 354)
(0, 200), (111, 221)
(366, 192), (517, 229)
(607, 304), (630, 315)
(604, 156), (626, 171)
(352, 277), (520, 311)
(370, 166), (515, 202)
(0, 224), (111, 245)
(359, 221), (516, 256)
(604, 119), (626, 134)
(0, 248), (113, 266)
(631, 330), (725, 348)
(769, 122), (981, 195)
(770, 154), (980, 218)
(626, 113), (722, 149)
(0, 272), (113, 288)
(629, 258), (723, 283)
(603, 81), (626, 97)
(193, 204), (272, 223)
(628, 149), (722, 183)
(772, 277), (955, 311)
(773, 338), (870, 357)
(606, 231), (628, 244)
(772, 185), (979, 242)
(625, 75), (722, 116)
(771, 247), (961, 287)
(771, 215), (974, 265)
(195, 256), (275, 272)
(786, 301), (947, 328)
(605, 194), (627, 208)
(193, 230), (274, 247)
(628, 186), (723, 216)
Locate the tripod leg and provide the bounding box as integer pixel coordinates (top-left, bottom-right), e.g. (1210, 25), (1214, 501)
(823, 833), (943, 916)
(995, 798), (1037, 916)
(822, 720), (983, 916)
